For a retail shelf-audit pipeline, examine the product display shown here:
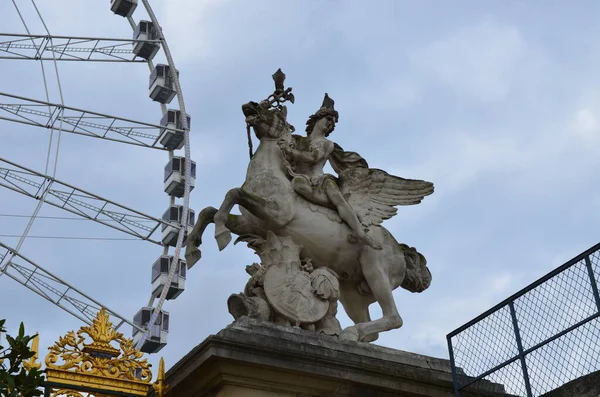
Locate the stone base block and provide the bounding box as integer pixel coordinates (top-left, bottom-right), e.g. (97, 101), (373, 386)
(161, 318), (508, 397)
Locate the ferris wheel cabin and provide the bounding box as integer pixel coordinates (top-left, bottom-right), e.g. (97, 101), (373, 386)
(165, 157), (196, 198)
(151, 255), (186, 300)
(133, 21), (159, 61)
(159, 109), (190, 150)
(110, 0), (137, 18)
(149, 64), (178, 104)
(161, 205), (195, 247)
(132, 307), (169, 353)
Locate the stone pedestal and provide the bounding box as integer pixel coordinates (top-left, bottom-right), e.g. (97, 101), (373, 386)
(162, 318), (507, 397)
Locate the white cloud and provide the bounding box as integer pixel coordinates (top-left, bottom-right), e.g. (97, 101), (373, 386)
(393, 96), (600, 201)
(570, 107), (599, 138)
(567, 101), (600, 145)
(411, 18), (527, 102)
(393, 131), (525, 196)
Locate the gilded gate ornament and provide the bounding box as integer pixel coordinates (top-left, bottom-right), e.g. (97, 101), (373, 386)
(152, 358), (168, 397)
(44, 307), (167, 396)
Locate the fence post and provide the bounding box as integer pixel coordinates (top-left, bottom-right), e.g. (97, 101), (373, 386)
(509, 301), (533, 397)
(447, 335), (461, 397)
(584, 255), (600, 312)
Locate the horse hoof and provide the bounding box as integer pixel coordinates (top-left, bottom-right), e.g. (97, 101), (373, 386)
(339, 327), (360, 342)
(216, 230), (232, 251)
(185, 248), (202, 268)
(361, 333), (379, 343)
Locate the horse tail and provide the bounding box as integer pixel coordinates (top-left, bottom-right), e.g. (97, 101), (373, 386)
(356, 242), (432, 296)
(399, 243), (432, 293)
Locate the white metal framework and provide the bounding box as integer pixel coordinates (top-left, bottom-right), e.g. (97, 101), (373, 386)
(0, 241), (143, 333)
(0, 0), (193, 354)
(0, 92), (179, 149)
(0, 157), (168, 244)
(0, 33), (158, 62)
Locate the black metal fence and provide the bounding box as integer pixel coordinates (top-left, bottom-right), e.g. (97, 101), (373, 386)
(447, 242), (600, 396)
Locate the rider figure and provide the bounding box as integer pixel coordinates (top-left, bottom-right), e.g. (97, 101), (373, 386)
(279, 94), (382, 250)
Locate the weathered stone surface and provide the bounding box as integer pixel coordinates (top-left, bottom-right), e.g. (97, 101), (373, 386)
(161, 318), (509, 397)
(231, 232), (339, 329)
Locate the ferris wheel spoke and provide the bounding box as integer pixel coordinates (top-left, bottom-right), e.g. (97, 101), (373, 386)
(0, 157), (170, 244)
(0, 33), (156, 62)
(0, 241), (141, 332)
(0, 246), (8, 268)
(0, 92), (175, 149)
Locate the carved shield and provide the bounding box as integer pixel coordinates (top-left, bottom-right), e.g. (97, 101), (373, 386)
(264, 264), (329, 324)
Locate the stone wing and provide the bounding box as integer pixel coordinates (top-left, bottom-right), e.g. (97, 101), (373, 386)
(338, 167), (434, 227)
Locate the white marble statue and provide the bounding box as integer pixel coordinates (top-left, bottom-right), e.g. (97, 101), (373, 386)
(185, 69), (434, 342)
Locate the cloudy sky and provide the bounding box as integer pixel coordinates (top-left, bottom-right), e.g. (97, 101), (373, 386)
(1, 0), (600, 387)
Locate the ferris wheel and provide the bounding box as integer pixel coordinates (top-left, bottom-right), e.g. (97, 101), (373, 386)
(0, 0), (194, 354)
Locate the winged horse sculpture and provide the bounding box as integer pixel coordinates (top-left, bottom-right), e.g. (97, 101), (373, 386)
(185, 70), (434, 342)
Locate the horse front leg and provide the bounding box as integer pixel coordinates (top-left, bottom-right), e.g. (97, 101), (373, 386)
(214, 187), (290, 251)
(185, 206), (217, 268)
(215, 188), (248, 251)
(186, 205), (256, 267)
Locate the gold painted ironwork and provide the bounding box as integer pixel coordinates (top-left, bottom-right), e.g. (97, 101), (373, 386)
(152, 357), (168, 397)
(51, 390), (111, 397)
(44, 307), (154, 396)
(23, 333), (42, 371)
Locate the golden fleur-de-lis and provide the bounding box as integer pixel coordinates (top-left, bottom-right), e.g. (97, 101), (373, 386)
(84, 307), (117, 343)
(22, 333), (41, 371)
(80, 307), (120, 358)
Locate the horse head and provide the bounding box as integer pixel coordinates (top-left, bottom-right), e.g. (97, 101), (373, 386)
(242, 101), (290, 141)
